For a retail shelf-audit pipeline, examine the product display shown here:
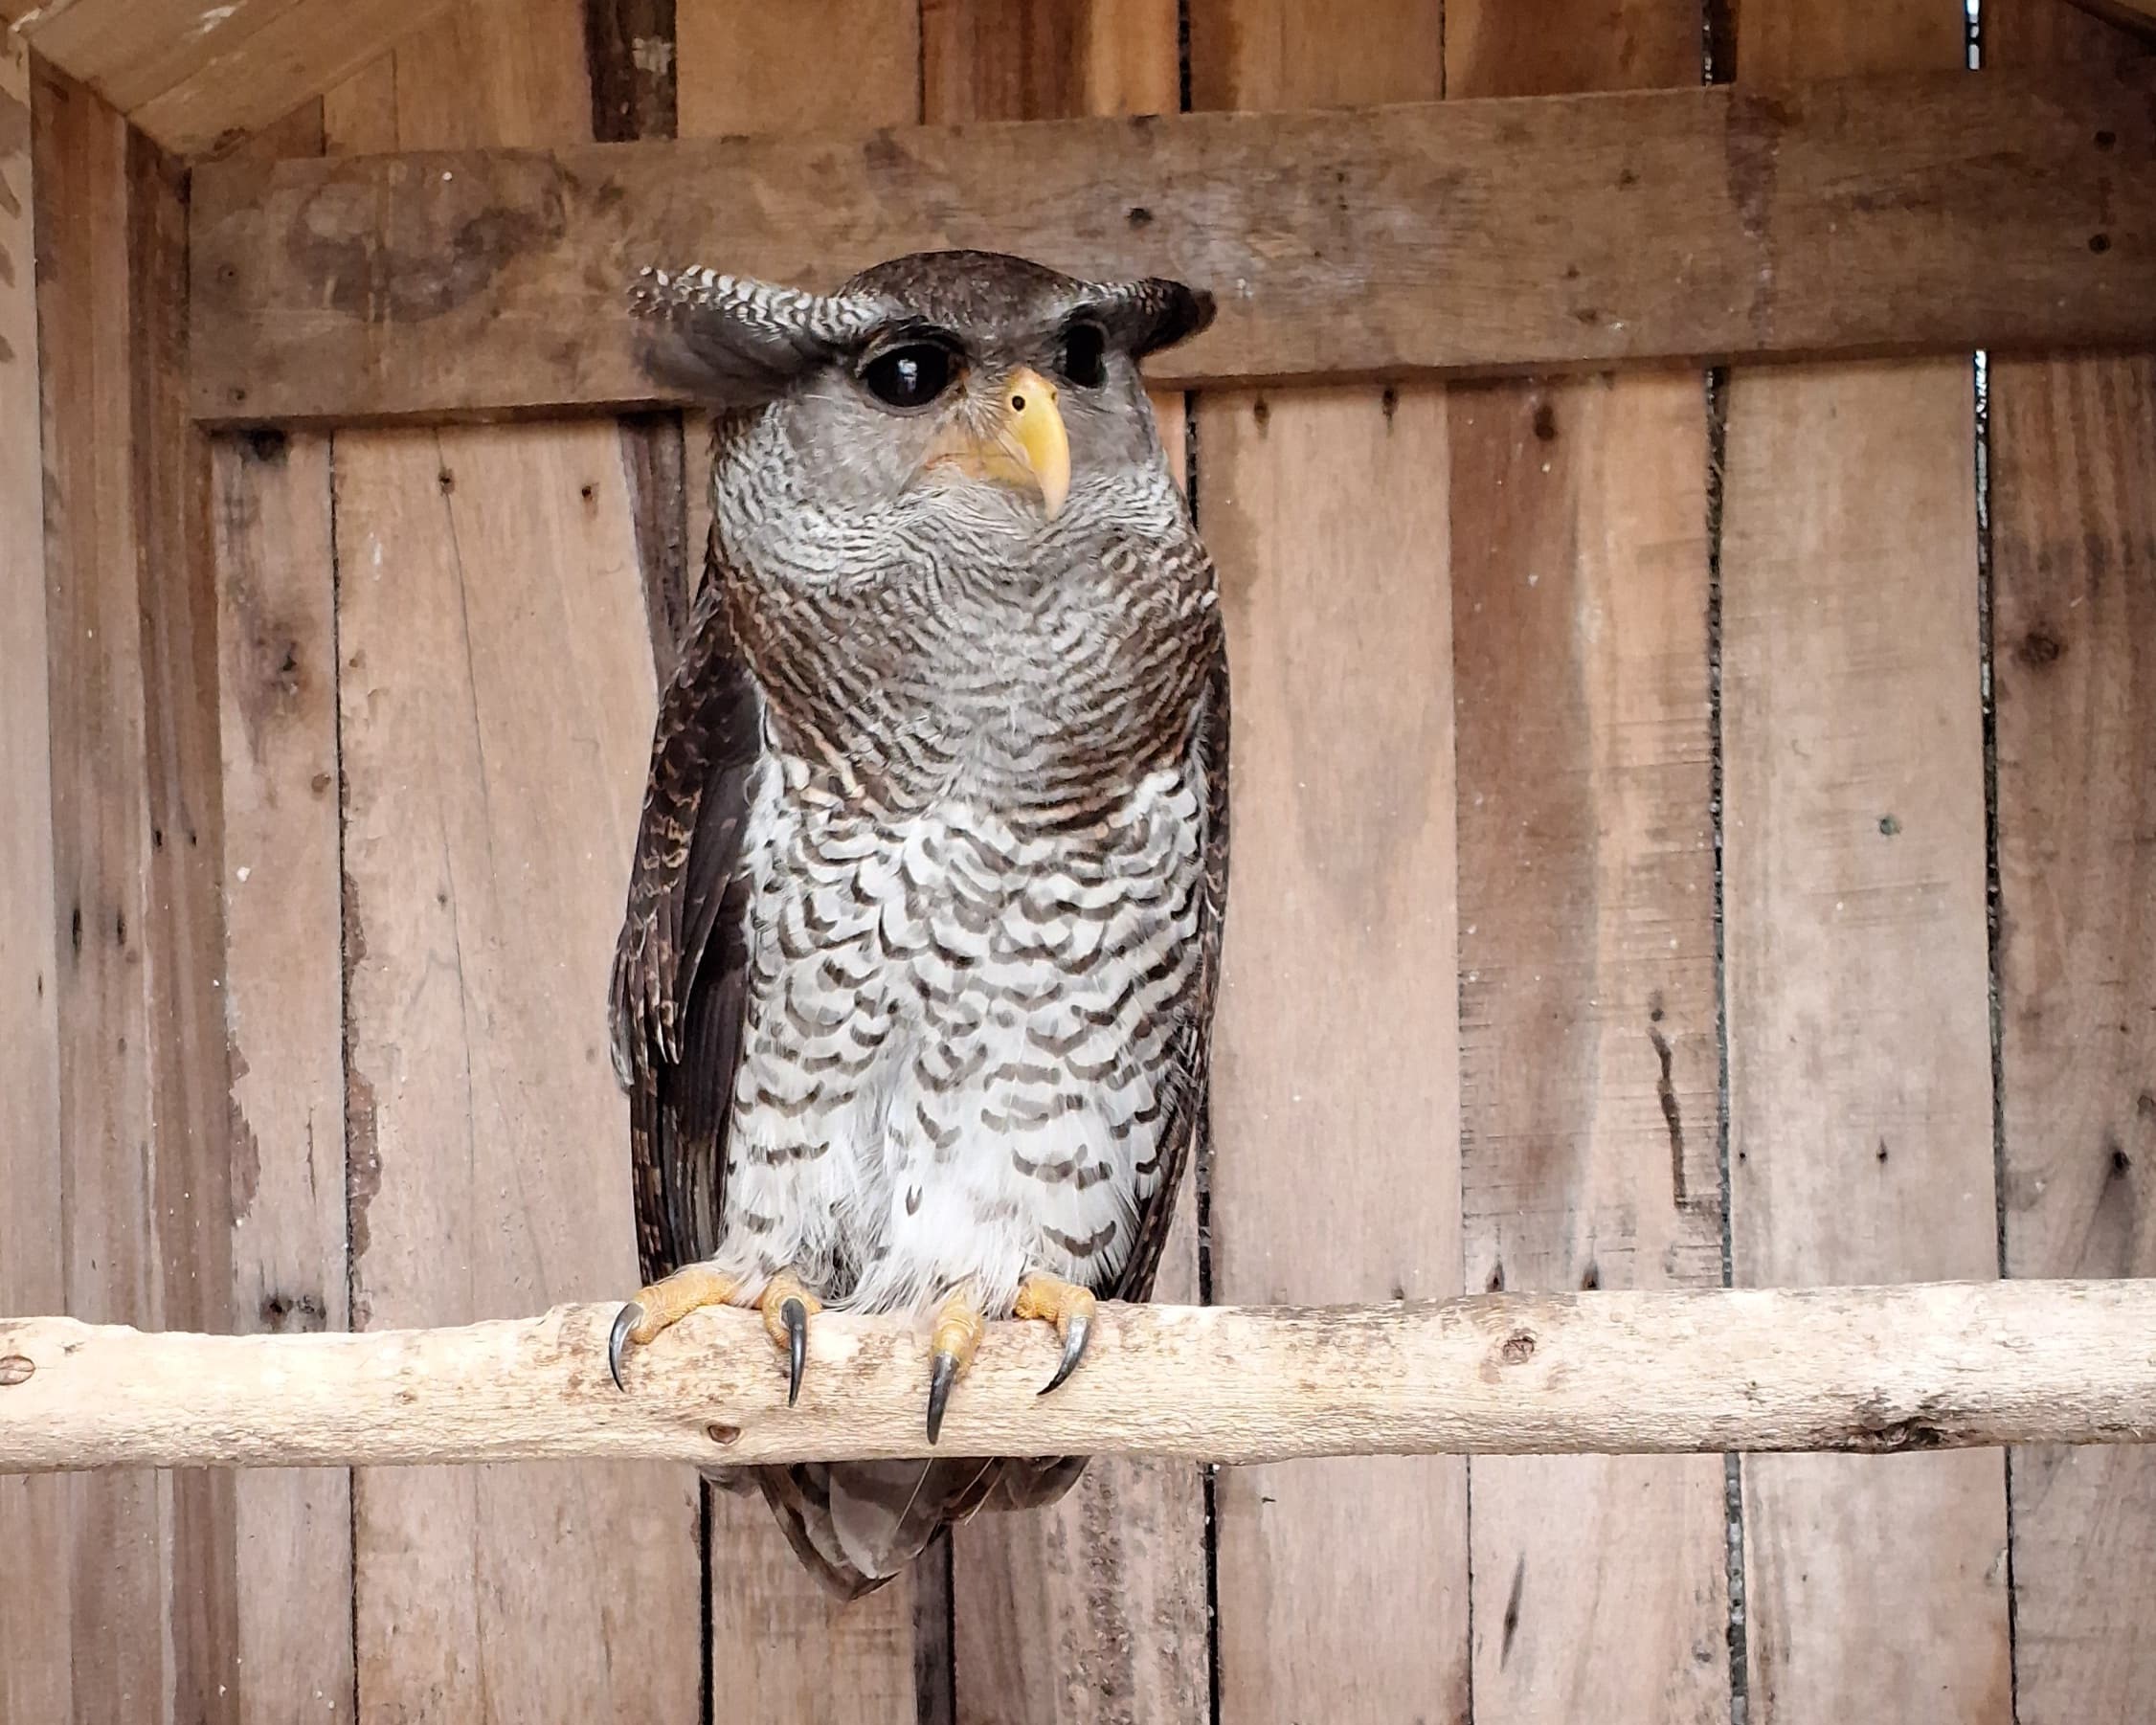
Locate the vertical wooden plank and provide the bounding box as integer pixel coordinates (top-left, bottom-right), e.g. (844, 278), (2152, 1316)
(215, 423), (355, 1725)
(332, 5), (703, 1719)
(1201, 380), (1465, 1725)
(28, 59), (243, 1725)
(1193, 8), (1464, 1719)
(208, 97), (355, 1725)
(131, 114), (245, 1725)
(1720, 6), (2008, 1724)
(673, 7), (931, 1718)
(1989, 9), (2156, 1720)
(913, 9), (1209, 1725)
(1444, 9), (1729, 1723)
(0, 33), (71, 1725)
(33, 77), (164, 1719)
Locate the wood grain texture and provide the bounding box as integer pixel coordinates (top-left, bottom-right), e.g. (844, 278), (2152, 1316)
(1195, 207), (1467, 1725)
(1989, 10), (2156, 1720)
(7, 0), (458, 157)
(1720, 8), (2008, 1724)
(328, 6), (701, 1719)
(1992, 347), (2156, 1725)
(1446, 5), (1729, 1719)
(904, 10), (1212, 1722)
(670, 8), (932, 1714)
(186, 67), (2156, 426)
(213, 425), (354, 1725)
(0, 32), (70, 1725)
(11, 1281), (2156, 1470)
(23, 60), (243, 1725)
(1194, 12), (1466, 1718)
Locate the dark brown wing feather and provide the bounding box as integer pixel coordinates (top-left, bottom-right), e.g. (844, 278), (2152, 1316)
(1109, 627), (1229, 1305)
(610, 574), (764, 1286)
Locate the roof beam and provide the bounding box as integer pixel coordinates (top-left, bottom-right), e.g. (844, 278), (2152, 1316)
(6, 0), (455, 157)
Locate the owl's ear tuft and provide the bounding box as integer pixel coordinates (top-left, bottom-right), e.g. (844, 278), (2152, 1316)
(628, 267), (887, 406)
(1089, 277), (1216, 361)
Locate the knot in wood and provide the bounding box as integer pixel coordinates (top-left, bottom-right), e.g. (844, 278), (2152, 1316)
(0, 1355), (34, 1387)
(1499, 1332), (1537, 1366)
(706, 1423), (741, 1446)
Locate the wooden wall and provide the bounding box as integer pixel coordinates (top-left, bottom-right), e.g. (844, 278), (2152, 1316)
(2, 1), (2152, 1722)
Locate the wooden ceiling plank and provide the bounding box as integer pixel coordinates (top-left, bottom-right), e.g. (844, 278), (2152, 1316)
(7, 0), (457, 158)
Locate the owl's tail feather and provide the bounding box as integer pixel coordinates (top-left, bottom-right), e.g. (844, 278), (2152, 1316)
(750, 1457), (1090, 1600)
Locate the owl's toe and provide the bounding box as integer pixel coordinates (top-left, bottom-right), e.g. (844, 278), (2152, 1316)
(1014, 1274), (1098, 1396)
(924, 1288), (986, 1445)
(604, 1263), (745, 1391)
(756, 1270), (821, 1406)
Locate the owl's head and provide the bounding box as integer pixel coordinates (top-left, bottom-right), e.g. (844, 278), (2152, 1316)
(629, 250), (1212, 526)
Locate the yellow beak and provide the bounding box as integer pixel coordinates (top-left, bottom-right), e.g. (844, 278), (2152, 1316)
(927, 367), (1071, 518)
(999, 368), (1070, 518)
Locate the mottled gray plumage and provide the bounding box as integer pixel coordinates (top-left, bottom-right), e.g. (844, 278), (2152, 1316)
(610, 250), (1228, 1597)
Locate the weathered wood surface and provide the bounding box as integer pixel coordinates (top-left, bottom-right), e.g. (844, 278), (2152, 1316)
(187, 67), (2156, 426)
(1720, 8), (2010, 1725)
(1, 0), (458, 158)
(1446, 4), (1729, 1720)
(6, 1283), (2156, 1471)
(18, 60), (242, 1725)
(1991, 8), (2156, 1719)
(208, 97), (355, 1725)
(1195, 7), (1468, 1724)
(326, 5), (701, 1721)
(0, 34), (68, 1725)
(214, 423), (356, 1724)
(671, 9), (933, 1722)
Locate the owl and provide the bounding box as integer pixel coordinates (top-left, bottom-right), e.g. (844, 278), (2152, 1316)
(604, 249), (1229, 1598)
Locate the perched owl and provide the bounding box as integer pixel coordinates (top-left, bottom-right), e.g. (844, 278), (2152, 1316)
(604, 249), (1229, 1598)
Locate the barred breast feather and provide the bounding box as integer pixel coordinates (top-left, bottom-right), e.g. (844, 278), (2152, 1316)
(611, 370), (1228, 1599)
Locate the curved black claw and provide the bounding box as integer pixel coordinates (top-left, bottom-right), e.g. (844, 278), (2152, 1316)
(926, 1350), (960, 1445)
(1038, 1307), (1092, 1398)
(608, 1301), (645, 1393)
(781, 1297), (809, 1406)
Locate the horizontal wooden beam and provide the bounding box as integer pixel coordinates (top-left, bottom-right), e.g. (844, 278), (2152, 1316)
(4, 1281), (2152, 1471)
(187, 67), (2156, 428)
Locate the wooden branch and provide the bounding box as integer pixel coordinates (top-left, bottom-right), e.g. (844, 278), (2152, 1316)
(186, 67), (2156, 428)
(4, 1282), (2152, 1473)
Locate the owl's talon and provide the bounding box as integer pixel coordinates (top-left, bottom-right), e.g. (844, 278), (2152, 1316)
(926, 1350), (960, 1445)
(780, 1298), (809, 1405)
(607, 1301), (644, 1392)
(1015, 1275), (1098, 1397)
(603, 1264), (744, 1391)
(756, 1271), (821, 1406)
(924, 1288), (985, 1445)
(1039, 1307), (1091, 1396)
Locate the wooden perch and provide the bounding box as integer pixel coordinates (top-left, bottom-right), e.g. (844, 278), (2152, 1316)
(3, 1281), (2151, 1473)
(188, 68), (2156, 427)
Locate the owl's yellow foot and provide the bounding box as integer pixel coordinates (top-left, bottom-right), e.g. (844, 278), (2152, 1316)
(925, 1288), (986, 1445)
(1015, 1274), (1097, 1396)
(607, 1266), (820, 1402)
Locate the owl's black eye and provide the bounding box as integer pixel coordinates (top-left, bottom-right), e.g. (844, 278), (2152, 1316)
(861, 344), (954, 410)
(1060, 322), (1108, 389)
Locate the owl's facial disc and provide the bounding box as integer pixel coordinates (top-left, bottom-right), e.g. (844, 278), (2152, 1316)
(922, 368), (1071, 519)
